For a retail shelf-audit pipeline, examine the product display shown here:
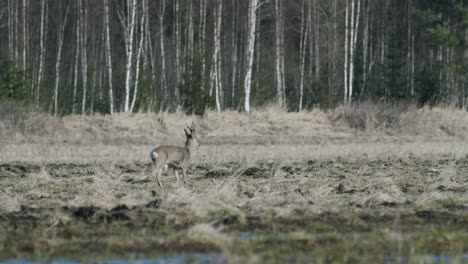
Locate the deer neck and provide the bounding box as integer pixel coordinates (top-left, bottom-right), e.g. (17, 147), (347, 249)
(185, 138), (198, 155)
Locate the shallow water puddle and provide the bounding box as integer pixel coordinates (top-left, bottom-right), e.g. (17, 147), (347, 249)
(383, 254), (468, 263)
(0, 254), (228, 264)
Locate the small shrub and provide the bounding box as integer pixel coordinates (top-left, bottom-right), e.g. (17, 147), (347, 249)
(0, 102), (52, 137)
(331, 101), (415, 131)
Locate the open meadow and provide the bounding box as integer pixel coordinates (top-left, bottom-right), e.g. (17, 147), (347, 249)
(0, 104), (468, 263)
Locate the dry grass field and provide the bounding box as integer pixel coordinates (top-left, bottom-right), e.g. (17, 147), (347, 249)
(0, 103), (467, 263)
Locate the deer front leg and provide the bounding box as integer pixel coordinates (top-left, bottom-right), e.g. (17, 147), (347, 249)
(156, 168), (164, 190)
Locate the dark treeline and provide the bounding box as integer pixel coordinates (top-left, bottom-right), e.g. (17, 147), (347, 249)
(0, 0), (467, 115)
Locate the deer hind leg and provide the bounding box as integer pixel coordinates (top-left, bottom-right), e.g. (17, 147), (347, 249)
(174, 169), (180, 184)
(182, 167), (187, 187)
(152, 159), (164, 190)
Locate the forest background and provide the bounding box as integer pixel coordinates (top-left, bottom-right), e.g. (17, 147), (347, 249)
(0, 0), (467, 115)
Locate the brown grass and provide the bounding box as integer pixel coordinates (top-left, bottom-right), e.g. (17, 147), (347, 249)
(1, 102), (467, 147)
(1, 103), (468, 261)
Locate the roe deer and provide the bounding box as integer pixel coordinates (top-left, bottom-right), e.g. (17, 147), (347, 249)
(149, 123), (200, 189)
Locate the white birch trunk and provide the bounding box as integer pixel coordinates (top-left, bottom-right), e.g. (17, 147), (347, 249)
(8, 0), (13, 56)
(104, 0), (114, 114)
(349, 0), (361, 103)
(81, 0), (88, 114)
(143, 0), (156, 104)
(22, 0), (26, 72)
(344, 0), (349, 103)
(348, 0), (355, 103)
(299, 0), (309, 112)
(122, 0), (136, 112)
(275, 0), (284, 108)
(54, 5), (70, 116)
(199, 0), (207, 91)
(174, 0), (180, 102)
(159, 0), (168, 110)
(36, 0), (46, 104)
(130, 8), (145, 112)
(360, 0), (370, 100)
(331, 0), (338, 104)
(214, 0), (223, 112)
(280, 0), (286, 108)
(72, 0), (81, 114)
(244, 0), (259, 113)
(408, 0), (414, 96)
(231, 0), (238, 104)
(14, 0), (18, 59)
(313, 0), (319, 80)
(187, 1), (194, 92)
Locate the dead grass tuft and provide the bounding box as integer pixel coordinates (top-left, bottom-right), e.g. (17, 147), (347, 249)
(332, 102), (468, 138)
(2, 103), (468, 147)
(187, 223), (233, 251)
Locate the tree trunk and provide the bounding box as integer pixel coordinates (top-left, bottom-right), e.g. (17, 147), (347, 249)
(231, 0), (238, 106)
(360, 0), (370, 101)
(244, 0), (259, 113)
(54, 4), (70, 116)
(210, 0), (223, 113)
(8, 0), (13, 56)
(36, 0), (47, 105)
(349, 0), (361, 103)
(199, 0), (207, 91)
(299, 0), (309, 112)
(275, 0), (285, 108)
(104, 0), (114, 114)
(130, 7), (145, 112)
(121, 0), (137, 112)
(72, 0), (81, 114)
(81, 0), (88, 114)
(186, 0), (194, 95)
(174, 0), (180, 104)
(313, 0), (319, 80)
(159, 0), (168, 111)
(344, 0), (349, 103)
(22, 0), (27, 73)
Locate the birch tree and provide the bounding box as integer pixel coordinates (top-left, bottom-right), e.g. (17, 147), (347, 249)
(344, 0), (360, 103)
(21, 0), (27, 73)
(230, 0), (239, 105)
(118, 0), (137, 112)
(275, 0), (285, 108)
(81, 0), (88, 114)
(174, 0), (180, 103)
(72, 0), (81, 114)
(210, 0), (223, 112)
(130, 4), (145, 112)
(349, 0), (361, 103)
(360, 0), (370, 100)
(344, 0), (349, 103)
(104, 0), (114, 114)
(53, 3), (70, 116)
(199, 0), (207, 91)
(313, 0), (319, 80)
(36, 0), (47, 104)
(186, 1), (194, 95)
(299, 0), (309, 112)
(159, 0), (168, 110)
(243, 0), (259, 113)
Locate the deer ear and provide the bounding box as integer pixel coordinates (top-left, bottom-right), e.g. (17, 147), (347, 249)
(189, 122), (196, 133)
